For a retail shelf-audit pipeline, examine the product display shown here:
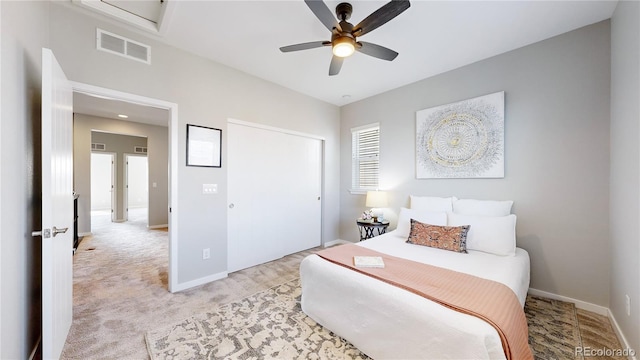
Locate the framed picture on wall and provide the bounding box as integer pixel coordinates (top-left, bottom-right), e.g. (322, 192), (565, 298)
(415, 91), (505, 179)
(186, 124), (222, 167)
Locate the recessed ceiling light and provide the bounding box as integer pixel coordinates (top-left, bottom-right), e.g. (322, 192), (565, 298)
(342, 95), (351, 99)
(118, 114), (129, 118)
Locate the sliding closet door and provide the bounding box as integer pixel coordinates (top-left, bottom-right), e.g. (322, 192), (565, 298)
(227, 122), (322, 272)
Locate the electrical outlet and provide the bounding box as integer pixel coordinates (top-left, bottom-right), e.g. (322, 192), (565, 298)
(202, 248), (210, 260)
(626, 294), (631, 316)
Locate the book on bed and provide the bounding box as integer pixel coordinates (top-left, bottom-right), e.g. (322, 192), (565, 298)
(353, 256), (385, 268)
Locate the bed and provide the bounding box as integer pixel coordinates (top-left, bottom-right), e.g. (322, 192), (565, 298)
(300, 197), (531, 360)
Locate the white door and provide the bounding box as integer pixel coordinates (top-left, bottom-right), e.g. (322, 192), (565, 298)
(227, 122), (322, 272)
(125, 154), (148, 223)
(40, 48), (74, 359)
(90, 152), (115, 221)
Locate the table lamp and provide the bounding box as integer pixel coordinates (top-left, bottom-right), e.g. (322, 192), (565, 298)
(366, 190), (388, 222)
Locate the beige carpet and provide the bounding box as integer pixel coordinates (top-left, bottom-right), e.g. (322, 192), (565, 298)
(62, 215), (625, 359)
(62, 211), (315, 359)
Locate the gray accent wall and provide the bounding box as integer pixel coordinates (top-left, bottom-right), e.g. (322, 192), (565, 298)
(0, 1), (49, 358)
(610, 0), (640, 352)
(340, 21), (611, 307)
(48, 3), (341, 285)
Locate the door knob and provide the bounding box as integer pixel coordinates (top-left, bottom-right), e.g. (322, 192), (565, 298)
(32, 229), (51, 238)
(52, 226), (68, 237)
(229, 203), (235, 209)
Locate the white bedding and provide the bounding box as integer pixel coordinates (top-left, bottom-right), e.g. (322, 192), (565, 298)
(300, 231), (530, 360)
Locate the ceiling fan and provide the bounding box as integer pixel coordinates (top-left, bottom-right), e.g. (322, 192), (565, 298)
(280, 0), (411, 76)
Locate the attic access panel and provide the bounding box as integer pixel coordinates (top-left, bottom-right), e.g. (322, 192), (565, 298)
(72, 0), (174, 34)
(101, 0), (163, 24)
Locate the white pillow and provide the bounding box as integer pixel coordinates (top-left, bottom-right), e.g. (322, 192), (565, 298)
(452, 199), (513, 216)
(447, 212), (517, 256)
(410, 196), (457, 212)
(395, 207), (447, 238)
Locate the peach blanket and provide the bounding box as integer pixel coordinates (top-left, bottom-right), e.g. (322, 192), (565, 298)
(316, 244), (532, 360)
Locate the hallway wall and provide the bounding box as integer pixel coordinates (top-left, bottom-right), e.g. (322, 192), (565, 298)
(90, 131), (148, 221)
(74, 114), (168, 232)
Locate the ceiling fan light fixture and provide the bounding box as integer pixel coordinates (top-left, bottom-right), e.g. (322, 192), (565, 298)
(281, 0), (411, 75)
(332, 36), (355, 57)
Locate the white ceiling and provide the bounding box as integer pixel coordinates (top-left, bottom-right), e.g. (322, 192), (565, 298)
(72, 0), (617, 118)
(161, 0), (617, 106)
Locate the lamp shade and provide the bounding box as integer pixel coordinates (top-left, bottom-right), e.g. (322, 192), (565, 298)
(366, 191), (388, 208)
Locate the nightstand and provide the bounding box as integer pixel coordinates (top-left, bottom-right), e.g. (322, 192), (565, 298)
(356, 219), (390, 241)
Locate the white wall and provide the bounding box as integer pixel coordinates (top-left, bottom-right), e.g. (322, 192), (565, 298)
(0, 1), (49, 358)
(610, 0), (640, 352)
(340, 21), (611, 307)
(49, 2), (341, 285)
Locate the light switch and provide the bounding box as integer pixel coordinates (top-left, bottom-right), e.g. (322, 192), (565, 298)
(152, 182), (157, 188)
(203, 184), (217, 194)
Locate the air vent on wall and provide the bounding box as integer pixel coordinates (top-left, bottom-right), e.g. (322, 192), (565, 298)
(92, 143), (106, 151)
(134, 146), (148, 154)
(96, 28), (151, 64)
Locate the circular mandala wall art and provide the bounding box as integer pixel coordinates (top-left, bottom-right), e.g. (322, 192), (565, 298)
(416, 92), (504, 178)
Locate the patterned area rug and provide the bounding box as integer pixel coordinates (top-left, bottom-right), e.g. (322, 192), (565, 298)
(525, 295), (583, 360)
(146, 279), (369, 359)
(146, 279), (582, 360)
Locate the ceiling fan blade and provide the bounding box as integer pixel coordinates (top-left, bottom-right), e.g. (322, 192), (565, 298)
(356, 41), (398, 61)
(280, 41), (329, 53)
(305, 0), (339, 32)
(352, 0), (410, 37)
(329, 56), (344, 76)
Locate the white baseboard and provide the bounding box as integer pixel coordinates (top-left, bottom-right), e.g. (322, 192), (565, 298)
(148, 224), (168, 229)
(607, 310), (638, 360)
(78, 232), (92, 237)
(170, 271), (228, 293)
(528, 287), (608, 315)
(323, 239), (352, 248)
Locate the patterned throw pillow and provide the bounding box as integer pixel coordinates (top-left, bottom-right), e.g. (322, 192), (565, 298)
(406, 219), (470, 253)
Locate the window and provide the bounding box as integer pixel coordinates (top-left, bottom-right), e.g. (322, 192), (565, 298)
(351, 123), (380, 192)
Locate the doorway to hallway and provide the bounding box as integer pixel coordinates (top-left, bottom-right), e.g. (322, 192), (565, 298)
(90, 152), (115, 223)
(124, 153), (148, 224)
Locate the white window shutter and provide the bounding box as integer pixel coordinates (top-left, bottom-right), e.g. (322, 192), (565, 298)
(351, 124), (380, 191)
